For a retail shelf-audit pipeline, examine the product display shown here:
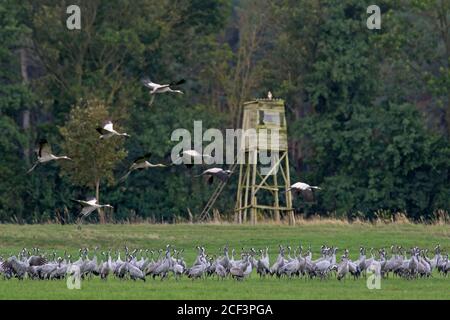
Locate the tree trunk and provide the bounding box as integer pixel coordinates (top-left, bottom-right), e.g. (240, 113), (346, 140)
(95, 178), (106, 224)
(446, 95), (450, 136)
(19, 48), (31, 164)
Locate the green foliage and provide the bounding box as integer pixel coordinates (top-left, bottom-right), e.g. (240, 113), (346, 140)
(269, 0), (450, 218)
(298, 103), (450, 217)
(376, 0), (450, 133)
(59, 99), (127, 190)
(0, 0), (448, 222)
(109, 102), (230, 221)
(0, 0), (34, 222)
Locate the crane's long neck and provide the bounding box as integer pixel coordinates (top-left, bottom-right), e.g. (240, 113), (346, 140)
(55, 155), (70, 160)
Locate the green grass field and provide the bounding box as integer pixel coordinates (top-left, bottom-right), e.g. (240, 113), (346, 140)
(0, 223), (448, 300)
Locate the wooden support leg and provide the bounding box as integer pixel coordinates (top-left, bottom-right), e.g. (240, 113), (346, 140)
(273, 154), (280, 223)
(250, 150), (258, 225)
(235, 160), (244, 224)
(284, 152), (295, 226)
(243, 153), (251, 223)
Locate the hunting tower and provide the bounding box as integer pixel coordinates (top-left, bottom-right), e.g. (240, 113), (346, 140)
(234, 98), (294, 225)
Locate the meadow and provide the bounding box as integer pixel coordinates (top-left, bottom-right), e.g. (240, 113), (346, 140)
(0, 222), (448, 300)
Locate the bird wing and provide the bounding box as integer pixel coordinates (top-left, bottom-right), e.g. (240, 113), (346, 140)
(28, 256), (47, 266)
(169, 79), (186, 86)
(199, 169), (213, 176)
(96, 127), (109, 135)
(205, 168), (222, 174)
(71, 199), (91, 207)
(81, 206), (97, 217)
(215, 171), (230, 182)
(72, 198), (97, 207)
(133, 153), (152, 164)
(38, 139), (52, 158)
(141, 78), (159, 89)
(291, 182), (310, 190)
(85, 197), (98, 205)
(103, 121), (114, 132)
(1, 261), (13, 272)
(301, 189), (315, 202)
(293, 182), (303, 189)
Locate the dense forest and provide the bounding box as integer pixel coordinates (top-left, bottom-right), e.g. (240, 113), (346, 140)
(0, 0), (449, 223)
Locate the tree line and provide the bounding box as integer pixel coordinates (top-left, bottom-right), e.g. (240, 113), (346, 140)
(0, 0), (448, 223)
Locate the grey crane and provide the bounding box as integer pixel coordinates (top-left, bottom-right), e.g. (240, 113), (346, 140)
(80, 248), (99, 278)
(171, 261), (185, 281)
(256, 248), (270, 277)
(169, 249), (186, 280)
(71, 197), (113, 221)
(216, 246), (232, 273)
(27, 139), (72, 173)
(128, 263), (146, 281)
(337, 255), (349, 281)
(214, 263), (227, 280)
(313, 259), (332, 279)
(384, 246), (403, 277)
(187, 263), (207, 280)
(230, 254), (252, 281)
(145, 249), (164, 276)
(120, 153), (167, 182)
(96, 121), (130, 139)
(439, 255), (448, 276)
(173, 150), (213, 168)
(1, 244), (448, 283)
(27, 252), (47, 267)
(141, 77), (186, 106)
(279, 256), (301, 278)
(39, 262), (59, 280)
(418, 251), (432, 277)
(286, 182), (321, 202)
(152, 247), (172, 280)
(99, 252), (111, 280)
(2, 256), (28, 280)
(229, 262), (245, 280)
(187, 255), (208, 280)
(408, 248), (419, 279)
(49, 258), (68, 280)
(270, 246), (286, 277)
(196, 168), (232, 184)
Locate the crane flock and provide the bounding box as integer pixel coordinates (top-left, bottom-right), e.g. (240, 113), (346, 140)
(27, 78), (318, 222)
(1, 244), (448, 282)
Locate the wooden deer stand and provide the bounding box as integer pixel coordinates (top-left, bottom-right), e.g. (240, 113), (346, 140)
(234, 97), (294, 225)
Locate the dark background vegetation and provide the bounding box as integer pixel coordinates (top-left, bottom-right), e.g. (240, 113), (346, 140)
(0, 0), (449, 223)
